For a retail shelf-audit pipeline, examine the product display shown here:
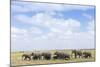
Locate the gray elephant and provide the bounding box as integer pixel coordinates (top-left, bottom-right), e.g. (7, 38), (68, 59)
(82, 52), (92, 58)
(22, 54), (31, 61)
(42, 52), (51, 60)
(72, 50), (82, 58)
(53, 52), (70, 60)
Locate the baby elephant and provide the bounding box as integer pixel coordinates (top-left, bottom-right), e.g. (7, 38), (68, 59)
(82, 52), (92, 58)
(22, 54), (31, 61)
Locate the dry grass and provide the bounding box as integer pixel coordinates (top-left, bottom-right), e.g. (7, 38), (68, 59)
(11, 49), (95, 66)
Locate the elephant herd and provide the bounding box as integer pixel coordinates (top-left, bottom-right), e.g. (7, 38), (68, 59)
(71, 50), (92, 58)
(22, 50), (92, 61)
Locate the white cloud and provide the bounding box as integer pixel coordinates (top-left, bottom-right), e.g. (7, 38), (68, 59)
(12, 1), (94, 13)
(11, 27), (27, 35)
(29, 27), (43, 34)
(15, 13), (81, 32)
(14, 13), (81, 41)
(14, 15), (32, 24)
(83, 13), (93, 20)
(11, 2), (95, 51)
(11, 4), (29, 13)
(11, 13), (95, 51)
(86, 20), (95, 35)
(11, 26), (43, 40)
(87, 20), (94, 31)
(11, 30), (95, 51)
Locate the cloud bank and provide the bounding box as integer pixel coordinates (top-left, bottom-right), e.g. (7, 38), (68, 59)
(11, 1), (95, 51)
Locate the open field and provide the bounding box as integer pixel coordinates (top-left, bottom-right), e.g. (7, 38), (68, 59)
(11, 49), (95, 67)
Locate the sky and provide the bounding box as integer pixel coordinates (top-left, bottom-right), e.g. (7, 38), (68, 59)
(11, 1), (95, 51)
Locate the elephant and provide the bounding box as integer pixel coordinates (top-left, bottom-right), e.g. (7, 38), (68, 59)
(82, 52), (92, 58)
(22, 54), (31, 61)
(53, 52), (70, 60)
(31, 52), (42, 60)
(71, 50), (82, 58)
(53, 55), (58, 59)
(42, 52), (51, 60)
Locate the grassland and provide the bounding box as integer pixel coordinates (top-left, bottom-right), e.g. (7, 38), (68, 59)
(11, 49), (95, 67)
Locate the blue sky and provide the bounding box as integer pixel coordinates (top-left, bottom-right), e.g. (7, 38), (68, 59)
(11, 1), (95, 51)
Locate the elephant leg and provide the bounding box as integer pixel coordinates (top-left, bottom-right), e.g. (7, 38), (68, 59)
(28, 57), (31, 61)
(24, 57), (26, 60)
(75, 54), (77, 58)
(79, 55), (81, 58)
